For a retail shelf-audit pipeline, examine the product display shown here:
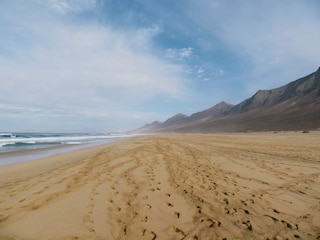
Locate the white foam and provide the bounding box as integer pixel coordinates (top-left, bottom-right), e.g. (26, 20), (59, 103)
(0, 133), (131, 150)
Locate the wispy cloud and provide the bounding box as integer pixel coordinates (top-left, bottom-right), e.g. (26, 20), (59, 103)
(185, 0), (320, 93)
(165, 47), (193, 61)
(197, 67), (205, 77)
(1, 0), (319, 132)
(0, 1), (189, 131)
(48, 0), (96, 13)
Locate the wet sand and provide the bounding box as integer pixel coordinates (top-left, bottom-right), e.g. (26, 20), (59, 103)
(0, 139), (115, 166)
(0, 132), (319, 239)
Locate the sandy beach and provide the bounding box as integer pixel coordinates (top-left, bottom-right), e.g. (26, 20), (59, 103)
(0, 132), (319, 239)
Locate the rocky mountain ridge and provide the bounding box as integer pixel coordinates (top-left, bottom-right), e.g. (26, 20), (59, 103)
(134, 67), (320, 133)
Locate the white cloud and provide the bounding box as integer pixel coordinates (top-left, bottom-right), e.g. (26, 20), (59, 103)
(180, 47), (193, 58)
(187, 0), (320, 93)
(197, 67), (205, 77)
(48, 0), (96, 13)
(0, 1), (189, 132)
(165, 47), (193, 60)
(2, 0), (319, 132)
(1, 24), (186, 102)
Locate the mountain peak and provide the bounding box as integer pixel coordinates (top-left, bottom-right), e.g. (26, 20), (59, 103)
(172, 113), (188, 118)
(151, 120), (162, 125)
(214, 101), (234, 108)
(134, 67), (320, 133)
(188, 101), (234, 122)
(204, 101), (234, 112)
(161, 113), (188, 128)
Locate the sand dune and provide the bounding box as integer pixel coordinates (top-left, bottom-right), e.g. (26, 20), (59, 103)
(0, 132), (319, 239)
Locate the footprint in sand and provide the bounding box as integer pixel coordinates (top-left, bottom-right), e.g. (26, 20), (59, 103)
(240, 208), (250, 215)
(149, 231), (157, 240)
(241, 220), (253, 231)
(141, 216), (148, 222)
(173, 227), (186, 239)
(196, 206), (202, 214)
(273, 208), (280, 213)
(264, 214), (278, 222)
(206, 218), (221, 228)
(141, 229), (157, 240)
(281, 220), (298, 230)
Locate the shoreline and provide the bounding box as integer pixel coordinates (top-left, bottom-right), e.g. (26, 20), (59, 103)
(0, 138), (118, 167)
(0, 132), (319, 239)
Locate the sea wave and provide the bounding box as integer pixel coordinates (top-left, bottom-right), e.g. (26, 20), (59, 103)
(0, 133), (130, 152)
(0, 133), (16, 138)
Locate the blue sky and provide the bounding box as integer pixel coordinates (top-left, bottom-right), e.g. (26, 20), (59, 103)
(1, 0), (320, 133)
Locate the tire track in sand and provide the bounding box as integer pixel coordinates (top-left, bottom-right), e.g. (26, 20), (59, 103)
(0, 133), (319, 240)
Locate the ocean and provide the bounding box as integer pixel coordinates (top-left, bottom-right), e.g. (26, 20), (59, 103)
(0, 132), (132, 166)
(0, 132), (128, 152)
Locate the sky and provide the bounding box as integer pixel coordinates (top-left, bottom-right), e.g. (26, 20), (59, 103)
(1, 0), (320, 133)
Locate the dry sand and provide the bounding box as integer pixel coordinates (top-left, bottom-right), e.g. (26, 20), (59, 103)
(0, 132), (319, 239)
